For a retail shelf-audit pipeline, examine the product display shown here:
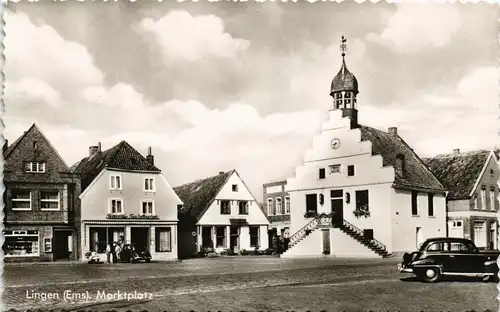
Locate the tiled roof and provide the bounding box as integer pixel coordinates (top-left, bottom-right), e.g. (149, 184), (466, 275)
(173, 170), (234, 221)
(423, 150), (490, 200)
(359, 125), (445, 192)
(72, 140), (160, 191)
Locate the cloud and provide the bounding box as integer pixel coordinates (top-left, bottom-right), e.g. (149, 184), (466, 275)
(4, 79), (62, 108)
(139, 10), (250, 62)
(359, 66), (498, 157)
(367, 4), (462, 53)
(4, 10), (103, 92)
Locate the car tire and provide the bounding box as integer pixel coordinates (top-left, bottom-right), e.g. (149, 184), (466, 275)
(145, 259), (151, 263)
(421, 267), (441, 283)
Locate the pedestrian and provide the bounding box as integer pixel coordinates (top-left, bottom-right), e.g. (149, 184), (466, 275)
(105, 243), (111, 263)
(110, 242), (116, 263)
(115, 242), (121, 263)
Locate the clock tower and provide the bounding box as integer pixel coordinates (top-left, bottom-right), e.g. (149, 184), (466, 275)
(330, 35), (359, 129)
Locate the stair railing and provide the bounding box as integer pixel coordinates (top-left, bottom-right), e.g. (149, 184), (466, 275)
(288, 218), (320, 247)
(342, 219), (387, 251)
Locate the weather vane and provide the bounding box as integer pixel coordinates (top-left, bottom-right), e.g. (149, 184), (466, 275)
(340, 35), (347, 57)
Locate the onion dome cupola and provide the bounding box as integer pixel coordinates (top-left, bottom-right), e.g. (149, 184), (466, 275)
(330, 35), (359, 129)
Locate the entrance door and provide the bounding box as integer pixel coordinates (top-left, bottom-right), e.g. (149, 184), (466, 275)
(416, 227), (425, 249)
(53, 230), (72, 261)
(230, 226), (240, 253)
(131, 227), (150, 252)
(448, 221), (464, 238)
(202, 227), (213, 248)
(474, 221), (486, 249)
(330, 190), (343, 227)
(322, 229), (331, 255)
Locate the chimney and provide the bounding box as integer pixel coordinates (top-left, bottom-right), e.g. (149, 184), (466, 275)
(219, 171), (225, 175)
(146, 146), (154, 166)
(453, 149), (460, 155)
(388, 127), (398, 136)
(98, 142), (102, 152)
(88, 145), (99, 157)
(395, 154), (405, 177)
(3, 139), (8, 154)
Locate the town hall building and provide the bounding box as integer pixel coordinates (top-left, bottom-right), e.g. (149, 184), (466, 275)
(283, 36), (447, 258)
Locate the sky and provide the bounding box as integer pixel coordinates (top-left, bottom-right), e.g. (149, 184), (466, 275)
(3, 1), (499, 201)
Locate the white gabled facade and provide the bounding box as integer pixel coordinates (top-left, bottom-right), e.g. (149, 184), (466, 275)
(76, 142), (182, 262)
(196, 171), (270, 253)
(282, 37), (446, 258)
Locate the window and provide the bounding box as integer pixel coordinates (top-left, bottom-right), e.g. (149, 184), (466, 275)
(141, 200), (154, 215)
(491, 169), (495, 178)
(450, 242), (470, 252)
(89, 227), (107, 253)
(347, 165), (355, 177)
(25, 162), (45, 173)
(40, 191), (60, 210)
(238, 201), (249, 215)
(110, 175), (122, 190)
(3, 230), (39, 257)
(329, 165), (341, 174)
(220, 200), (230, 214)
(355, 190), (369, 212)
(285, 196), (290, 214)
(306, 194), (318, 213)
(33, 141), (38, 149)
(427, 242), (445, 252)
(428, 193), (434, 217)
(276, 198), (283, 214)
(490, 188), (496, 211)
(232, 184), (238, 192)
(155, 227), (171, 252)
(144, 178), (155, 192)
(411, 191), (418, 216)
(318, 168), (326, 179)
(216, 227), (226, 248)
(481, 187), (487, 210)
(11, 190), (31, 210)
(250, 226), (260, 247)
(109, 199), (123, 214)
(267, 198), (274, 216)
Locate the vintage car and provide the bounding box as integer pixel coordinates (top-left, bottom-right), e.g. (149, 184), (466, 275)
(119, 244), (152, 263)
(398, 237), (499, 283)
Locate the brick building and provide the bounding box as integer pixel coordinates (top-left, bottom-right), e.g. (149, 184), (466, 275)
(425, 149), (499, 250)
(262, 180), (290, 250)
(3, 124), (81, 262)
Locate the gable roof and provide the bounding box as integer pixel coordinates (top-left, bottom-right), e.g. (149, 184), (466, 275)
(173, 170), (235, 221)
(423, 150), (491, 200)
(72, 140), (160, 191)
(359, 125), (444, 192)
(3, 123), (70, 169)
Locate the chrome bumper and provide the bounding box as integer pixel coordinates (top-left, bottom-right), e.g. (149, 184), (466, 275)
(397, 263), (413, 273)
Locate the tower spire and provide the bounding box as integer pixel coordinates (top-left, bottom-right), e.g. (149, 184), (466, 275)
(340, 35), (347, 75)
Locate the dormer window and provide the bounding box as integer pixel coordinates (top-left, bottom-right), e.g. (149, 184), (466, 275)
(25, 162), (45, 173)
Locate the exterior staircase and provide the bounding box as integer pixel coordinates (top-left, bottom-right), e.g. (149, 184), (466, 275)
(284, 213), (390, 258)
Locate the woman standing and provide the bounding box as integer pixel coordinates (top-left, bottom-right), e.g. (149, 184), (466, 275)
(115, 242), (122, 263)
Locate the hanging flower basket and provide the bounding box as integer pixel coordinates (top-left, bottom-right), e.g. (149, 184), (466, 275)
(353, 205), (370, 218)
(304, 211), (319, 218)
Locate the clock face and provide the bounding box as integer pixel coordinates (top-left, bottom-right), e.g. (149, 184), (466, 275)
(330, 138), (341, 150)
